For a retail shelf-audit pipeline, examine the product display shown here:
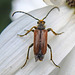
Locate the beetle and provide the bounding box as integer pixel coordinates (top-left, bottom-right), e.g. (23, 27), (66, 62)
(12, 7), (63, 68)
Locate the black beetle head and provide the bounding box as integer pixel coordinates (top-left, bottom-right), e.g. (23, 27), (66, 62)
(37, 20), (45, 30)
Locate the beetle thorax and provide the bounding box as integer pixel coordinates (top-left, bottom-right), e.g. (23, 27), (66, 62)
(37, 24), (45, 30)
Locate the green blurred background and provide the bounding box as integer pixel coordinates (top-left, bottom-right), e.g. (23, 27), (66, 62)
(0, 0), (12, 33)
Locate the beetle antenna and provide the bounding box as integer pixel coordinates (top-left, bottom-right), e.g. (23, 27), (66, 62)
(12, 11), (39, 20)
(42, 7), (60, 20)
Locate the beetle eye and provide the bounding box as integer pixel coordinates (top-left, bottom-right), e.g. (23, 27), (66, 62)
(37, 21), (40, 24)
(37, 22), (39, 24)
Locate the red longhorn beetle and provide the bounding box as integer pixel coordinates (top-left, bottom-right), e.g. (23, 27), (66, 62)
(12, 7), (63, 68)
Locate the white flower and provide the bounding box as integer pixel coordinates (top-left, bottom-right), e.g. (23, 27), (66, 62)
(0, 0), (75, 75)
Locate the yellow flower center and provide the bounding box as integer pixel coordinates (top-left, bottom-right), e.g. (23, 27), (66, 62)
(66, 0), (75, 8)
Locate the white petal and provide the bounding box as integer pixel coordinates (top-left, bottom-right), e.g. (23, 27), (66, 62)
(48, 14), (75, 75)
(57, 15), (75, 75)
(11, 0), (46, 20)
(43, 0), (54, 5)
(57, 46), (75, 75)
(50, 0), (65, 6)
(0, 5), (75, 75)
(48, 46), (75, 75)
(43, 0), (65, 6)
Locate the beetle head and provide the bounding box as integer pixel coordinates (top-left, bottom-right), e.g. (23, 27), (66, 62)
(37, 20), (45, 25)
(37, 20), (45, 30)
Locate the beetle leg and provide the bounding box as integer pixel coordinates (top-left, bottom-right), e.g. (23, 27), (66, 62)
(24, 29), (34, 32)
(21, 43), (33, 69)
(31, 30), (34, 32)
(47, 44), (60, 68)
(18, 26), (37, 37)
(47, 28), (63, 35)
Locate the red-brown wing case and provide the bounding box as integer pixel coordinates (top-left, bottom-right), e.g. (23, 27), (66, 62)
(41, 30), (47, 54)
(34, 29), (47, 55)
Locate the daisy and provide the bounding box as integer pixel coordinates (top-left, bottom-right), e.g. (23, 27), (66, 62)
(0, 0), (75, 75)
